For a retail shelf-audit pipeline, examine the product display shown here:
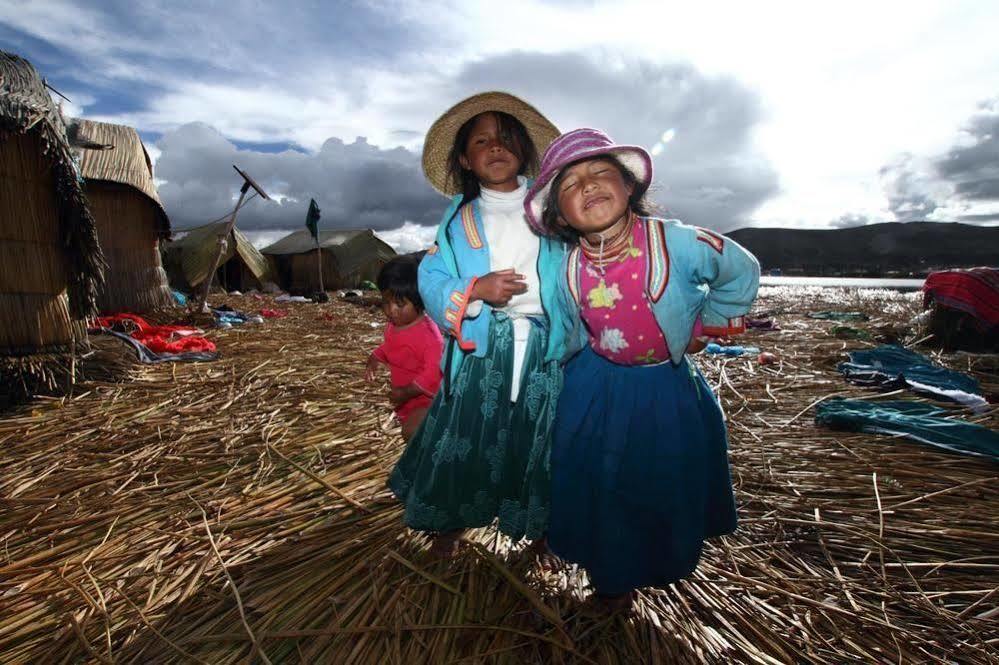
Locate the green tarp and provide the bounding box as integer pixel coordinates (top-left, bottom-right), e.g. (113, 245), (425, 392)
(809, 311), (870, 321)
(816, 399), (998, 461)
(837, 345), (987, 411)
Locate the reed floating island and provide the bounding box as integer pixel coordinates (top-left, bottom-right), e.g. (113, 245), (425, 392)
(0, 286), (995, 663)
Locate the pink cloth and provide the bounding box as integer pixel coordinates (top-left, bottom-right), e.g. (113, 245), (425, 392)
(373, 315), (444, 422)
(578, 219), (703, 365)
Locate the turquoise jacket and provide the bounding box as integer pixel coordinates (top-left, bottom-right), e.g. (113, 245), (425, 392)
(418, 194), (569, 389)
(420, 204), (759, 385)
(553, 217), (761, 366)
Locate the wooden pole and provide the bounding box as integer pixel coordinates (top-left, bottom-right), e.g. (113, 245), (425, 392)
(197, 185), (249, 313)
(316, 244), (325, 294)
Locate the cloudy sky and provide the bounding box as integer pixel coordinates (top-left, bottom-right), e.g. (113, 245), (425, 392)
(3, 0), (998, 251)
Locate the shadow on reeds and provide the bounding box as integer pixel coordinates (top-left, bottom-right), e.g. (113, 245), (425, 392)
(101, 504), (697, 664)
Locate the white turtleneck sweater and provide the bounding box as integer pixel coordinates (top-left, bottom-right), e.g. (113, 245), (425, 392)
(465, 176), (543, 401)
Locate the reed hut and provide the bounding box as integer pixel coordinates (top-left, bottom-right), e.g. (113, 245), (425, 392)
(0, 51), (106, 397)
(262, 229), (396, 293)
(70, 118), (174, 313)
(162, 221), (274, 293)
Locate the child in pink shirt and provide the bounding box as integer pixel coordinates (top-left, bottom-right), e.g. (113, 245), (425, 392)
(365, 255), (444, 440)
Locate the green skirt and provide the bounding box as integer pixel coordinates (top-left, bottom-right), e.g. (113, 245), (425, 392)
(388, 315), (561, 541)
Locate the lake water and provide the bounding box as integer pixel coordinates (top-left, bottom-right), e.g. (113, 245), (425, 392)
(760, 276), (924, 290)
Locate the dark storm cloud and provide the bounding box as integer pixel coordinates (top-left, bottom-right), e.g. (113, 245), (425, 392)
(156, 123), (441, 232)
(426, 52), (779, 232)
(155, 51), (779, 234)
(880, 98), (999, 223)
(935, 99), (999, 201)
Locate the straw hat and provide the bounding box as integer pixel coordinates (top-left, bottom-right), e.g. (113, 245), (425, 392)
(421, 91), (560, 196)
(524, 128), (653, 235)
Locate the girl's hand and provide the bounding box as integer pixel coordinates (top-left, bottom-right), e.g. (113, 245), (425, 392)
(364, 355), (381, 382)
(390, 383), (421, 406)
(472, 269), (527, 306)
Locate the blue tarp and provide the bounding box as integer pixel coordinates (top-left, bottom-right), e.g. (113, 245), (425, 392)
(212, 307), (256, 327)
(705, 343), (760, 356)
(816, 399), (999, 461)
(837, 345), (987, 411)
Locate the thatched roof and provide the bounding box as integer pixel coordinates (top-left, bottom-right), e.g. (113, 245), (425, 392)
(164, 220), (273, 288)
(261, 228), (396, 277)
(261, 229), (369, 255)
(0, 50), (106, 318)
(71, 118), (170, 238)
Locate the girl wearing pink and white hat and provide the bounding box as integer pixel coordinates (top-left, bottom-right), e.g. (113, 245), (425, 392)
(524, 128), (760, 611)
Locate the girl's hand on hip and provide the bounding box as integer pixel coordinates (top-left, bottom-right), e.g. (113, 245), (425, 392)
(472, 268), (528, 306)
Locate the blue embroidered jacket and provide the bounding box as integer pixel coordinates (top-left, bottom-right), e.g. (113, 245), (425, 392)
(554, 217), (761, 366)
(418, 194), (570, 386)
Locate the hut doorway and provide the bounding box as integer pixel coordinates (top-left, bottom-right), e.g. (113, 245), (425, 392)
(217, 257), (261, 293)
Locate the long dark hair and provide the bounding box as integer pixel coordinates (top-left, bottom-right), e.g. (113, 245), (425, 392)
(540, 154), (654, 243)
(445, 111), (538, 219)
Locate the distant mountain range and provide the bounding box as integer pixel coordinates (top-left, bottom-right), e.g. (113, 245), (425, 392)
(726, 222), (999, 276)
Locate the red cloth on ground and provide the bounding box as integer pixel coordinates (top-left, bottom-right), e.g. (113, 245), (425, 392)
(260, 309), (288, 318)
(372, 315), (444, 423)
(923, 268), (999, 330)
(92, 314), (217, 354)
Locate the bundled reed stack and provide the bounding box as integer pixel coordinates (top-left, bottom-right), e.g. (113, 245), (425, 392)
(0, 51), (105, 400)
(162, 220), (274, 293)
(71, 118), (174, 313)
(262, 228), (396, 293)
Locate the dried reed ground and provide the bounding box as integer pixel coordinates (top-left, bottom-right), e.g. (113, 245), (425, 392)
(0, 288), (996, 664)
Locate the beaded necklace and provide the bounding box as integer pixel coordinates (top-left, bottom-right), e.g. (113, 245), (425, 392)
(579, 212), (635, 274)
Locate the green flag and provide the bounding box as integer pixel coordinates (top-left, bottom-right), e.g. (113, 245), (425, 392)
(305, 198), (321, 242)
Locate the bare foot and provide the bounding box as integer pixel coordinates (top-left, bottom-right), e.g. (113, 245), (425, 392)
(429, 530), (463, 559)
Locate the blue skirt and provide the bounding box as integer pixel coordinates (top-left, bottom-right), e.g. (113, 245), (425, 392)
(548, 345), (737, 595)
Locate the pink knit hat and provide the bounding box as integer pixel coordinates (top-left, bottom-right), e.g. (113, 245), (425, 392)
(523, 128), (653, 235)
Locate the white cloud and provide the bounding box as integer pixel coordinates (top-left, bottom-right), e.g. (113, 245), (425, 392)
(54, 91), (95, 120)
(878, 98), (999, 224)
(145, 144), (162, 167)
(244, 230), (294, 249)
(374, 222), (438, 254)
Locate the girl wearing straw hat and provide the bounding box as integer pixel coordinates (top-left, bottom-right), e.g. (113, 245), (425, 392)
(388, 92), (570, 558)
(523, 128), (760, 611)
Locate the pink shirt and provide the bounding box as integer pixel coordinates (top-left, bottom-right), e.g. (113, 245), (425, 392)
(578, 219), (702, 365)
(373, 315), (444, 421)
